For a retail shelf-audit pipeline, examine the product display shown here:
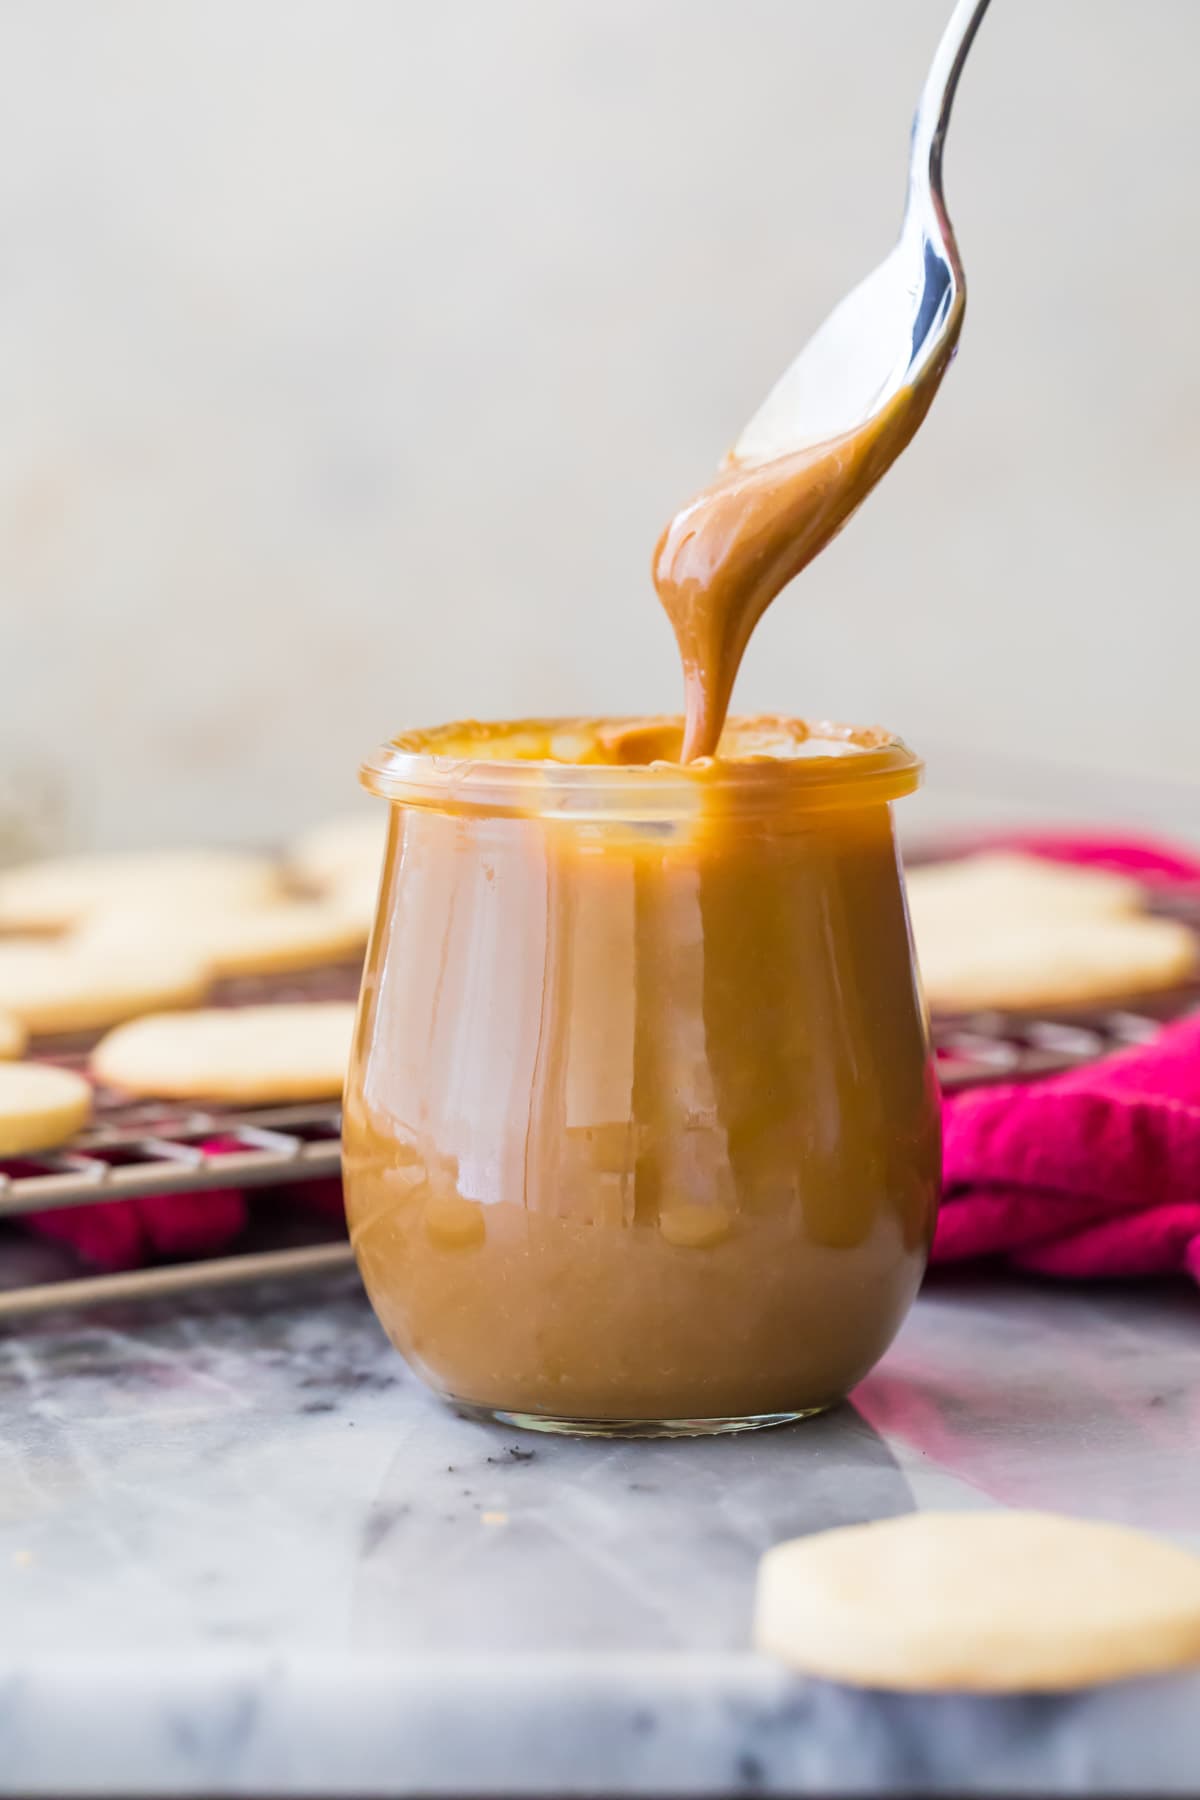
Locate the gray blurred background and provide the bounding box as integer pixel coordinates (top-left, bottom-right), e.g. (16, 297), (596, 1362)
(1, 0), (1197, 853)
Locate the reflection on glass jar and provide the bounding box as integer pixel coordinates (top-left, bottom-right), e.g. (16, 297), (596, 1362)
(343, 717), (940, 1436)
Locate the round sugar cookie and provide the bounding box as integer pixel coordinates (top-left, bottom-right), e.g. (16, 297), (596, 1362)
(755, 1511), (1200, 1693)
(326, 869), (380, 935)
(0, 849), (284, 934)
(906, 852), (1144, 938)
(0, 1063), (93, 1156)
(915, 913), (1196, 1012)
(0, 943), (210, 1035)
(75, 900), (367, 978)
(288, 815), (387, 893)
(92, 1002), (356, 1103)
(0, 1012), (27, 1059)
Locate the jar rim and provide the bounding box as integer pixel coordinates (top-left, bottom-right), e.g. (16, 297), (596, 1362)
(360, 716), (922, 819)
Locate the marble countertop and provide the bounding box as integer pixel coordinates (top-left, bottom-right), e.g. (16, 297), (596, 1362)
(1, 1259), (1198, 1796)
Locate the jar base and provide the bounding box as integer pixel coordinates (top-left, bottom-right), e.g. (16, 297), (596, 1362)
(453, 1403), (834, 1439)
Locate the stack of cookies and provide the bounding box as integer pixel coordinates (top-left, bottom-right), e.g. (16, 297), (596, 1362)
(906, 851), (1197, 1014)
(0, 815), (386, 1154)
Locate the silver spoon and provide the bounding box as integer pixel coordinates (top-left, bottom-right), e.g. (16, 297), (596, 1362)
(731, 0), (992, 467)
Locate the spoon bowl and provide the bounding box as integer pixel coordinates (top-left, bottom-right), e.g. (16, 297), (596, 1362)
(732, 0), (992, 468)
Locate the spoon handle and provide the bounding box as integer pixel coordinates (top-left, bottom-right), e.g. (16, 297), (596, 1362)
(910, 0), (993, 199)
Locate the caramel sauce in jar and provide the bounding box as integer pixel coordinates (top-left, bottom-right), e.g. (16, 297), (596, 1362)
(343, 716), (939, 1433)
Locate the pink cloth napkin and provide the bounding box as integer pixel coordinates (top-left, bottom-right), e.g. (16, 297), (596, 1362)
(11, 830), (1200, 1281)
(936, 1012), (1200, 1284)
(941, 826), (1200, 887)
(20, 1160), (346, 1272)
(930, 828), (1200, 1286)
(29, 1182), (248, 1271)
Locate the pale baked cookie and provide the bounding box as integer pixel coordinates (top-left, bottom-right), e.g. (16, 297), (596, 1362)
(92, 1002), (356, 1103)
(0, 850), (283, 934)
(0, 1062), (93, 1156)
(325, 869), (381, 936)
(0, 1012), (27, 1059)
(916, 913), (1196, 1013)
(287, 815), (387, 894)
(756, 1511), (1200, 1692)
(186, 902), (366, 978)
(0, 943), (210, 1035)
(905, 851), (1144, 928)
(75, 900), (367, 979)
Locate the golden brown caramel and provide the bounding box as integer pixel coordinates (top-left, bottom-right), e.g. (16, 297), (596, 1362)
(386, 713), (895, 769)
(344, 717), (938, 1429)
(654, 365), (956, 762)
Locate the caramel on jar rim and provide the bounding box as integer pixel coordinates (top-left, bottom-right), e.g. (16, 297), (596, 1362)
(360, 714), (922, 819)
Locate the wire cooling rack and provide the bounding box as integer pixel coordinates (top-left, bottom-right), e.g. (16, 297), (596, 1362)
(2, 887), (1199, 1320)
(0, 963), (358, 1318)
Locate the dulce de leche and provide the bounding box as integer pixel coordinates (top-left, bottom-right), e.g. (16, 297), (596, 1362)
(344, 716), (939, 1432)
(655, 372), (957, 763)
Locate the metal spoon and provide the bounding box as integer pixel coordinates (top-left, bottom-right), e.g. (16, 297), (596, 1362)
(731, 0), (992, 468)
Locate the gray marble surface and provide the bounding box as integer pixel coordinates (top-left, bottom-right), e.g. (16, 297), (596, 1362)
(1, 1264), (1198, 1795)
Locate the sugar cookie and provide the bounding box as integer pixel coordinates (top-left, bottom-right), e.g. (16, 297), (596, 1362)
(0, 1062), (92, 1155)
(76, 900), (367, 978)
(0, 943), (209, 1035)
(92, 1002), (355, 1103)
(0, 1012), (26, 1059)
(756, 1511), (1200, 1692)
(325, 869), (381, 936)
(905, 851), (1144, 929)
(0, 850), (283, 934)
(916, 913), (1196, 1012)
(288, 815), (387, 894)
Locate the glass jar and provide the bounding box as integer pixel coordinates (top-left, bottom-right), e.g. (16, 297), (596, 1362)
(343, 717), (940, 1436)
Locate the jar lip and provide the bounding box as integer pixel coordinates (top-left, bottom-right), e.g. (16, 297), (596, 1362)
(361, 716), (922, 818)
